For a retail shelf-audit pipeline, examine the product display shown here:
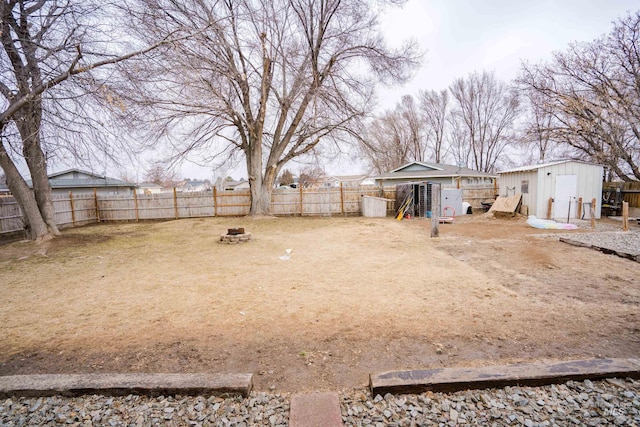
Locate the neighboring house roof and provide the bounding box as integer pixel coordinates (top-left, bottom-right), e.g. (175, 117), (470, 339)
(331, 174), (369, 182)
(27, 168), (136, 189)
(223, 180), (248, 189)
(331, 174), (368, 182)
(498, 160), (602, 174)
(374, 161), (496, 180)
(183, 180), (210, 188)
(138, 182), (163, 189)
(0, 184), (9, 193)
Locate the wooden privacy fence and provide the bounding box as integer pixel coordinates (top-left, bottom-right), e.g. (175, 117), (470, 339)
(213, 185), (397, 216)
(462, 186), (498, 208)
(0, 184), (499, 235)
(0, 196), (23, 234)
(0, 185), (398, 235)
(603, 181), (640, 208)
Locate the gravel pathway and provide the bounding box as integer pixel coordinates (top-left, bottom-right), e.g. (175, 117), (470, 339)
(557, 230), (640, 257)
(1, 378), (638, 426)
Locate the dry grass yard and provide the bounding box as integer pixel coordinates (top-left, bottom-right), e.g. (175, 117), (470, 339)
(0, 215), (638, 392)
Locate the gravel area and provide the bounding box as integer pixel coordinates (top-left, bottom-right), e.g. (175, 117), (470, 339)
(557, 230), (640, 257)
(1, 378), (639, 426)
(341, 378), (640, 426)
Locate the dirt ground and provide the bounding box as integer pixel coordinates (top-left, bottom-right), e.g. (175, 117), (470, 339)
(0, 215), (638, 392)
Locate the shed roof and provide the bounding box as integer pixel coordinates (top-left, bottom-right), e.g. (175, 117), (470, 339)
(498, 160), (602, 174)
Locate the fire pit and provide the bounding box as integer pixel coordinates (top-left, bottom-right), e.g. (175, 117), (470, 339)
(219, 228), (253, 244)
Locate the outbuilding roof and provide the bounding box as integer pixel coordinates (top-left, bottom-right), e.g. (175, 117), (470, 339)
(498, 160), (602, 174)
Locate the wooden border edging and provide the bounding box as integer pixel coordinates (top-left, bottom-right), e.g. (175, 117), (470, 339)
(560, 237), (640, 262)
(0, 373), (253, 398)
(370, 358), (640, 396)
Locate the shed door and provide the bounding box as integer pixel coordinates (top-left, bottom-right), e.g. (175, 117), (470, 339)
(553, 175), (577, 220)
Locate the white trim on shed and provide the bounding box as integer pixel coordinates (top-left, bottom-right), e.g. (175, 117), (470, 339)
(498, 160), (604, 220)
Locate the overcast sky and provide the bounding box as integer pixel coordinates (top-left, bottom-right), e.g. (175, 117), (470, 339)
(180, 0), (639, 180)
(377, 0), (639, 100)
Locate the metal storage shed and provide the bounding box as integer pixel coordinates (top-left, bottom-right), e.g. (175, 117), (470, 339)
(498, 160), (604, 220)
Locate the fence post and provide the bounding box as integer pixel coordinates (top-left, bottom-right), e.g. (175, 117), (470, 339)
(173, 187), (179, 219)
(213, 186), (218, 217)
(94, 188), (100, 223)
(590, 198), (596, 228)
(547, 197), (553, 219)
(577, 197), (583, 219)
(340, 182), (345, 215)
(69, 191), (76, 226)
(133, 190), (139, 222)
(430, 183), (440, 238)
(622, 201), (629, 231)
(299, 184), (303, 216)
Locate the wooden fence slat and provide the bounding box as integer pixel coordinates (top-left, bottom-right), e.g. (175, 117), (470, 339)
(213, 187), (217, 217)
(173, 188), (179, 219)
(69, 192), (76, 226)
(94, 189), (100, 222)
(133, 191), (139, 222)
(299, 185), (303, 216)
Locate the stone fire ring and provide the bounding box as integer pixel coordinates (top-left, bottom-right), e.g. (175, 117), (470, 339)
(219, 233), (253, 244)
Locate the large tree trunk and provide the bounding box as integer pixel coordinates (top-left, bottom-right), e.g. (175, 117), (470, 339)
(249, 178), (272, 215)
(247, 148), (278, 215)
(16, 104), (60, 235)
(0, 142), (51, 240)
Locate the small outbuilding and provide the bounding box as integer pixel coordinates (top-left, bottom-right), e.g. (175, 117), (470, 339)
(497, 160), (604, 220)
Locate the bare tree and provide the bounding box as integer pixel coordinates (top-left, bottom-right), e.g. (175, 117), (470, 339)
(448, 71), (520, 172)
(359, 94), (432, 173)
(143, 163), (180, 186)
(518, 12), (640, 181)
(359, 108), (413, 174)
(518, 88), (558, 163)
(299, 166), (325, 188)
(418, 89), (450, 163)
(278, 168), (295, 186)
(123, 0), (421, 215)
(447, 112), (471, 168)
(398, 95), (426, 162)
(0, 0), (173, 240)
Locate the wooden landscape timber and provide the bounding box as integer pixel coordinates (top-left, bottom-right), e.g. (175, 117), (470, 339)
(0, 373), (254, 399)
(370, 358), (640, 395)
(560, 236), (640, 262)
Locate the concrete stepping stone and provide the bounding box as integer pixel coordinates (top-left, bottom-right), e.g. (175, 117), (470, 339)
(289, 391), (343, 427)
